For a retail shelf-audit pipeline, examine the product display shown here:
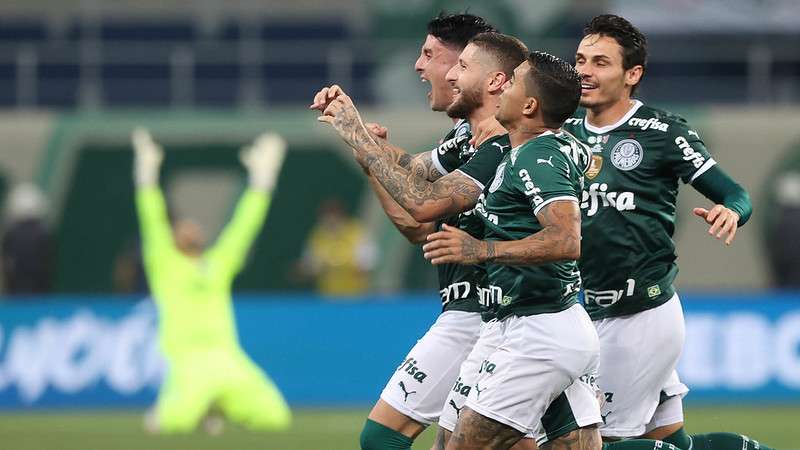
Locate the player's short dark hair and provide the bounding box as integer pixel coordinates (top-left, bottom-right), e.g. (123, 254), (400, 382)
(467, 32), (528, 78)
(524, 51), (582, 127)
(584, 14), (648, 94)
(427, 12), (497, 50)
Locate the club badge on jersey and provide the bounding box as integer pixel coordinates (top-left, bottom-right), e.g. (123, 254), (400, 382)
(609, 139), (644, 171)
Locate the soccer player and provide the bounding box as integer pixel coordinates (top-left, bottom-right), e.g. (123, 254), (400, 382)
(132, 128), (292, 433)
(564, 14), (772, 450)
(312, 14), (500, 450)
(419, 51), (600, 449)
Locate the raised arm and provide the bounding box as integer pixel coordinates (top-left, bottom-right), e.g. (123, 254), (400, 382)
(360, 122), (437, 243)
(207, 133), (287, 273)
(131, 128), (178, 275)
(422, 200), (581, 266)
(314, 88), (482, 222)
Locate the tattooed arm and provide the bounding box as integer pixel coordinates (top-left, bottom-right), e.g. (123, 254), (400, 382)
(317, 88), (481, 222)
(314, 86), (446, 182)
(423, 201), (581, 266)
(372, 136), (448, 182)
(366, 175), (437, 244)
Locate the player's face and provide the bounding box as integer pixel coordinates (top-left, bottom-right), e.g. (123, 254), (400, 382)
(174, 219), (205, 257)
(575, 34), (632, 108)
(444, 43), (486, 119)
(415, 34), (461, 112)
(496, 62), (529, 129)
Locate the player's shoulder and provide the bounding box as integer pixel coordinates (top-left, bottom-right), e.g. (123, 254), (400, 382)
(513, 132), (572, 168)
(477, 133), (512, 153)
(453, 119), (471, 140)
(563, 108), (587, 130)
(633, 104), (694, 135)
(438, 118), (471, 142)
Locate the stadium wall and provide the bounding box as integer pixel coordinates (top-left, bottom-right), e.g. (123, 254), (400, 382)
(0, 107), (797, 294)
(0, 293), (798, 410)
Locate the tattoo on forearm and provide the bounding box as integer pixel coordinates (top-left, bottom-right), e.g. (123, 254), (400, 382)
(486, 241), (496, 261)
(397, 152), (412, 169)
(461, 237), (482, 263)
(360, 144), (481, 219)
(493, 201), (581, 265)
(337, 111), (478, 219)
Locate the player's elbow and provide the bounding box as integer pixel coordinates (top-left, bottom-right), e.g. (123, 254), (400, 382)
(396, 225), (425, 244)
(398, 222), (434, 244)
(408, 210), (433, 223)
(409, 203), (456, 223)
(564, 239), (581, 261)
(553, 230), (581, 262)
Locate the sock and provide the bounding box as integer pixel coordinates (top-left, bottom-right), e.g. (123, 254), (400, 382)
(603, 439), (681, 450)
(663, 427), (693, 449)
(360, 419), (414, 450)
(690, 432), (774, 450)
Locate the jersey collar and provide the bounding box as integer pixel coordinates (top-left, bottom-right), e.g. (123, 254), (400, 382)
(510, 130), (555, 152)
(583, 99), (643, 134)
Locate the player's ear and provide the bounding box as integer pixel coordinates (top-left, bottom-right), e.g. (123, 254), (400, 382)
(625, 65), (644, 89)
(487, 71), (506, 94)
(522, 96), (538, 118)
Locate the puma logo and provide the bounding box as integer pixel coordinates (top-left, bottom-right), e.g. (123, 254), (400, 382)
(491, 142), (510, 152)
(601, 411), (612, 423)
(537, 156), (554, 167)
(687, 130), (700, 138)
(474, 383), (487, 400)
(449, 399), (463, 417)
(398, 381), (416, 402)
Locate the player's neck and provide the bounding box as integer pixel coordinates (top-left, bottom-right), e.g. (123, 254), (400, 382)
(585, 97), (636, 129)
(466, 101), (499, 130)
(507, 121), (558, 148)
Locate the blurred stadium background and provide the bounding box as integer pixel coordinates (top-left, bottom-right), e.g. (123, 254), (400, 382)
(0, 0), (798, 448)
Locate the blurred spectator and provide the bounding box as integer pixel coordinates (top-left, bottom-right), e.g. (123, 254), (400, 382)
(766, 170), (800, 288)
(298, 199), (377, 296)
(112, 238), (148, 294)
(2, 183), (54, 295)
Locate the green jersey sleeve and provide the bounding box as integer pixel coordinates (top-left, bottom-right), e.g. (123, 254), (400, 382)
(665, 119), (716, 184)
(512, 143), (579, 216)
(135, 187), (181, 278)
(206, 188), (271, 276)
(431, 119), (471, 175)
(692, 164), (753, 226)
(456, 134), (511, 190)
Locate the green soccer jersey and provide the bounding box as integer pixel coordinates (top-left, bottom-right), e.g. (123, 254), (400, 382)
(136, 187), (269, 359)
(474, 131), (589, 319)
(563, 100), (716, 320)
(431, 122), (510, 314)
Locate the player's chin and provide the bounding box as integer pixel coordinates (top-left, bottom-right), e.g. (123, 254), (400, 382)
(578, 95), (599, 109)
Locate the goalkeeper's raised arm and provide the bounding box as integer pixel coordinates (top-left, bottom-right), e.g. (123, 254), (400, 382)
(208, 133), (287, 276)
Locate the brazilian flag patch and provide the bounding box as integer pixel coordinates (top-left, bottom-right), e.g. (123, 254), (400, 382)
(647, 285), (662, 298)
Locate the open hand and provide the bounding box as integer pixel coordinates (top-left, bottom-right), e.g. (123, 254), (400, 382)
(131, 127), (164, 187)
(241, 132), (287, 191)
(693, 205), (739, 246)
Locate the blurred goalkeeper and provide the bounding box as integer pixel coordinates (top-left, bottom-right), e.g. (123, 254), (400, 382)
(132, 128), (292, 434)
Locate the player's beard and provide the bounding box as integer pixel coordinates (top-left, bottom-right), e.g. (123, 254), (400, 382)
(446, 84), (483, 119)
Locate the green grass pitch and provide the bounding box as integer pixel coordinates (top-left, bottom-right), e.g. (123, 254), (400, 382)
(0, 406), (794, 449)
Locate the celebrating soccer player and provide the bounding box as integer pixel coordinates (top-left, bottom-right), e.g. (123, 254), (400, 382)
(132, 128), (291, 434)
(563, 14), (772, 450)
(313, 14), (505, 450)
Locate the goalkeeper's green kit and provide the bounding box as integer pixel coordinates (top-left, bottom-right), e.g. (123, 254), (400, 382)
(136, 186), (291, 432)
